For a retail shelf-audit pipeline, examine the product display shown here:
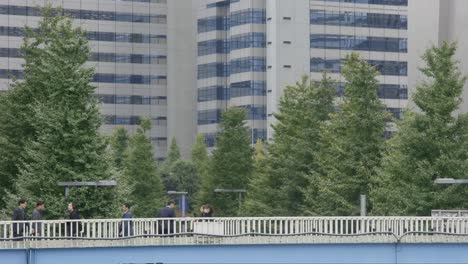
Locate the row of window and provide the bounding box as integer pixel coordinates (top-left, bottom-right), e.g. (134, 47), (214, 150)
(0, 5), (167, 24)
(97, 94), (167, 105)
(311, 58), (407, 76)
(93, 74), (167, 84)
(321, 0), (408, 6)
(230, 57), (266, 75)
(230, 9), (266, 27)
(310, 10), (407, 29)
(230, 32), (266, 51)
(197, 33), (266, 56)
(0, 26), (167, 44)
(0, 69), (167, 85)
(103, 115), (167, 126)
(197, 63), (228, 79)
(198, 86), (229, 102)
(231, 81), (267, 97)
(198, 105), (266, 125)
(197, 57), (266, 79)
(203, 128), (266, 147)
(198, 39), (227, 56)
(90, 53), (167, 64)
(310, 34), (407, 53)
(334, 82), (408, 99)
(198, 9), (266, 33)
(0, 48), (166, 65)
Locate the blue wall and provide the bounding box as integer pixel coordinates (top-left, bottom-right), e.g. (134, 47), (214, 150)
(2, 243), (468, 264)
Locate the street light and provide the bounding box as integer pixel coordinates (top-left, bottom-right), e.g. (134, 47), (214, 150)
(434, 178), (468, 184)
(167, 191), (188, 217)
(214, 189), (247, 213)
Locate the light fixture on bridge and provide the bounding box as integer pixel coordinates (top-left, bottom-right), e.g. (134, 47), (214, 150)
(434, 178), (468, 184)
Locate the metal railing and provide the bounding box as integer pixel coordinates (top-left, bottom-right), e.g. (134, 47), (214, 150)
(2, 217), (468, 248)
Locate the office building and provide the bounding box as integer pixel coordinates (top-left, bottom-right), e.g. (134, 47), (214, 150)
(197, 0), (409, 145)
(0, 0), (198, 160)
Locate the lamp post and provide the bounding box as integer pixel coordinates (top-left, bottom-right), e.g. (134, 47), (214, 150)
(57, 181), (117, 197)
(434, 178), (468, 184)
(167, 191), (188, 217)
(214, 189), (247, 213)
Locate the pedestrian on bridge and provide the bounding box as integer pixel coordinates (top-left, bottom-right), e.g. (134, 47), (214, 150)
(32, 201), (45, 237)
(119, 203), (134, 237)
(66, 202), (81, 237)
(156, 200), (176, 235)
(11, 199), (29, 239)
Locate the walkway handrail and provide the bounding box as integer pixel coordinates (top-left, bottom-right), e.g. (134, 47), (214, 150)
(1, 216), (468, 245)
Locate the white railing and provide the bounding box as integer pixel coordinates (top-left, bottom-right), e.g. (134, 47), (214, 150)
(1, 217), (468, 248)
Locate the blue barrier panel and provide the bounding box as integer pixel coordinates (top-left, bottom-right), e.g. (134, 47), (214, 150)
(2, 243), (468, 264)
(0, 249), (27, 264)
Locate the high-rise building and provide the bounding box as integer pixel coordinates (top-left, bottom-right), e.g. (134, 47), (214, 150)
(0, 0), (198, 160)
(197, 0), (267, 147)
(197, 0), (409, 145)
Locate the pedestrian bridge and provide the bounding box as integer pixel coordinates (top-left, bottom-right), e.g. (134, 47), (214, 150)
(2, 216), (468, 263)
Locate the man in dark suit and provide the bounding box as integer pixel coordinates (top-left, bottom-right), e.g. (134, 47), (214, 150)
(156, 200), (176, 235)
(119, 203), (134, 237)
(12, 199), (29, 239)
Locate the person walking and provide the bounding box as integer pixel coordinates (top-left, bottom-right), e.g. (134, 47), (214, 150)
(200, 204), (214, 217)
(32, 201), (45, 237)
(119, 203), (134, 237)
(156, 200), (176, 235)
(11, 199), (29, 239)
(66, 202), (81, 237)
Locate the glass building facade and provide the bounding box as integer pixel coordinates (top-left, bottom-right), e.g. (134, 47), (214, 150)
(198, 0), (408, 146)
(0, 0), (169, 159)
(197, 0), (267, 147)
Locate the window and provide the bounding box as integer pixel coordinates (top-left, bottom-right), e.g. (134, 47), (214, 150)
(198, 16), (229, 33)
(198, 63), (229, 79)
(229, 32), (266, 51)
(310, 10), (408, 30)
(310, 34), (407, 53)
(104, 115), (167, 126)
(97, 95), (167, 105)
(230, 9), (266, 27)
(198, 86), (229, 102)
(239, 105), (266, 120)
(310, 58), (407, 76)
(198, 39), (228, 56)
(230, 57), (266, 74)
(230, 81), (266, 98)
(198, 109), (222, 125)
(0, 5), (167, 24)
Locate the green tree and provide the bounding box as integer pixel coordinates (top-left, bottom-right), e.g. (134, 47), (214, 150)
(243, 139), (278, 216)
(244, 75), (335, 216)
(160, 137), (181, 191)
(192, 134), (212, 207)
(209, 108), (253, 216)
(110, 127), (130, 171)
(169, 160), (200, 212)
(124, 118), (164, 217)
(5, 6), (120, 218)
(370, 42), (468, 215)
(311, 53), (390, 216)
